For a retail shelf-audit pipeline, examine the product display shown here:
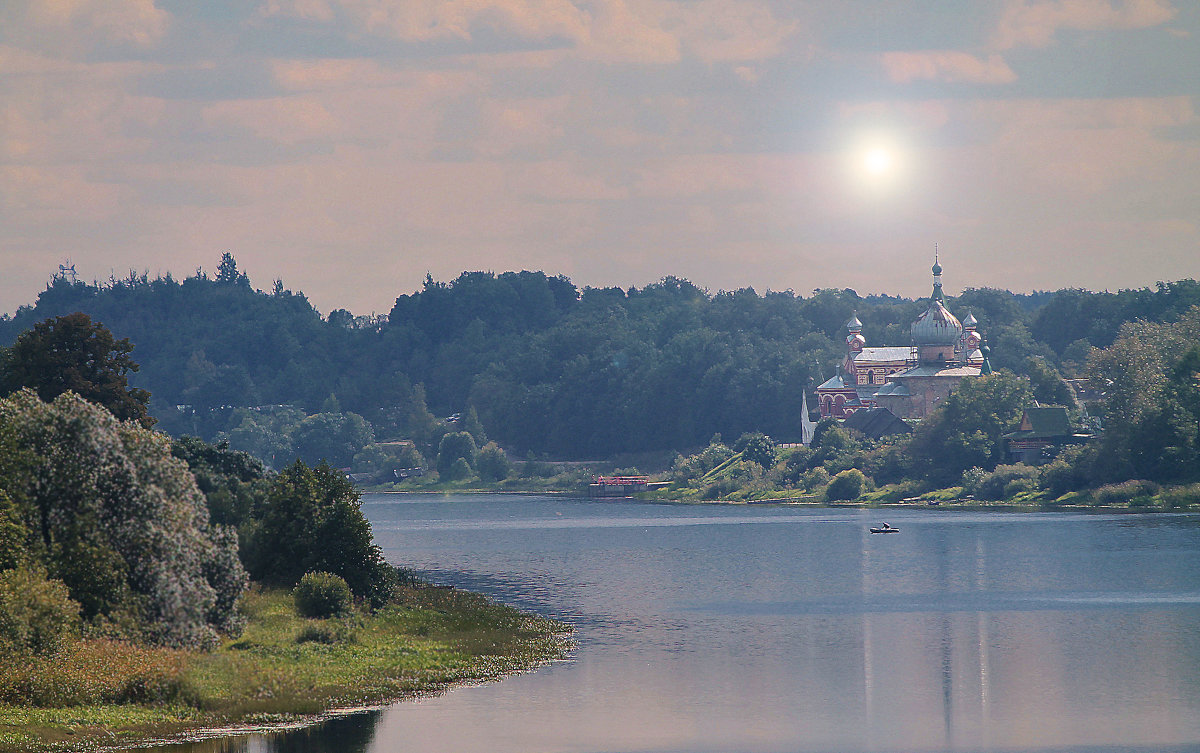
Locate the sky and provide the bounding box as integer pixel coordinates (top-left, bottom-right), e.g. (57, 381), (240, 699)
(2, 0), (1198, 317)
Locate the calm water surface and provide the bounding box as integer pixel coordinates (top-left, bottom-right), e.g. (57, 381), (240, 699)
(169, 495), (1200, 753)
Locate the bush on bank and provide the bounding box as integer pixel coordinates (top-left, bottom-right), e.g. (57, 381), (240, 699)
(294, 572), (354, 618)
(0, 567), (80, 657)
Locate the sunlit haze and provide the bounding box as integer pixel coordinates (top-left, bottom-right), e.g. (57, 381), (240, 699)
(863, 148), (894, 177)
(2, 1), (1198, 315)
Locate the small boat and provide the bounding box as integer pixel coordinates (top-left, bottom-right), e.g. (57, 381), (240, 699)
(869, 524), (899, 534)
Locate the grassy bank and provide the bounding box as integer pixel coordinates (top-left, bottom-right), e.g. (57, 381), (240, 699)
(638, 478), (1200, 510)
(0, 585), (572, 752)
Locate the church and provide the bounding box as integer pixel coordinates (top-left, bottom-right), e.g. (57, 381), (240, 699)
(817, 259), (992, 421)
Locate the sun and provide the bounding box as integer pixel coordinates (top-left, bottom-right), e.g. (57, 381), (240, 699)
(843, 131), (909, 194)
(862, 146), (894, 177)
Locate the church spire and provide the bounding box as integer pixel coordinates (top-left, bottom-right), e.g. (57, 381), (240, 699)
(931, 244), (944, 303)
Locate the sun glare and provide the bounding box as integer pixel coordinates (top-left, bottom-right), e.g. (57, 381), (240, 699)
(843, 130), (910, 195)
(862, 146), (894, 176)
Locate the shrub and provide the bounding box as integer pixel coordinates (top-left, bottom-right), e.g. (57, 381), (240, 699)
(1038, 444), (1093, 497)
(961, 467), (987, 495)
(973, 464), (1040, 500)
(520, 459), (556, 478)
(1003, 477), (1039, 498)
(0, 567), (81, 657)
(1091, 479), (1161, 507)
(444, 456), (475, 482)
(800, 466), (830, 491)
(700, 477), (741, 500)
(826, 469), (866, 501)
(293, 572), (353, 618)
(872, 478), (927, 502)
(1158, 483), (1200, 510)
(476, 441), (511, 482)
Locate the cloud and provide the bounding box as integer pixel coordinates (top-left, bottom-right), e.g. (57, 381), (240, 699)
(262, 0), (589, 44)
(1, 0), (169, 53)
(991, 0), (1177, 50)
(576, 0), (679, 63)
(881, 51), (1018, 85)
(259, 0), (796, 66)
(663, 0), (798, 64)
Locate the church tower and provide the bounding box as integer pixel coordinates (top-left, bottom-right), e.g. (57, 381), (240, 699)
(910, 254), (962, 365)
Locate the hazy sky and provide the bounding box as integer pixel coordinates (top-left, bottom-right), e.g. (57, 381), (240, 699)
(2, 0), (1198, 316)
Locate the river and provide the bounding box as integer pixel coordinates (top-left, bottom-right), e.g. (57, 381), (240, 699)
(162, 494), (1200, 753)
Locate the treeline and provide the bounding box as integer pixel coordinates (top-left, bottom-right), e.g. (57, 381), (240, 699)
(0, 313), (398, 674)
(3, 255), (1199, 460)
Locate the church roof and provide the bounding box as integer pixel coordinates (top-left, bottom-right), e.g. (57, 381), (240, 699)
(843, 408), (913, 438)
(873, 381), (911, 396)
(817, 374), (848, 390)
(890, 364), (982, 379)
(851, 347), (911, 363)
(1004, 406), (1074, 439)
(911, 299), (962, 346)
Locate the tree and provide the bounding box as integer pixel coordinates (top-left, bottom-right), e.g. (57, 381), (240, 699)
(1086, 309), (1200, 482)
(444, 456), (475, 482)
(476, 441), (511, 482)
(461, 404), (488, 446)
(0, 490), (28, 571)
(733, 432), (776, 468)
(244, 460), (395, 607)
(290, 411), (375, 468)
(1, 313), (153, 427)
(906, 373), (1033, 485)
(437, 431), (478, 477)
(215, 252), (249, 287)
(172, 436), (270, 528)
(0, 390), (246, 647)
(1025, 356), (1077, 409)
(225, 409), (298, 470)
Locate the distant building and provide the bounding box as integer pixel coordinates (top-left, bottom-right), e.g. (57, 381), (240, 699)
(842, 407), (912, 439)
(1003, 406), (1092, 464)
(817, 257), (992, 420)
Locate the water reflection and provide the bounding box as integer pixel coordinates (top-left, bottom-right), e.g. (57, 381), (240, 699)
(146, 711), (382, 753)
(156, 498), (1200, 753)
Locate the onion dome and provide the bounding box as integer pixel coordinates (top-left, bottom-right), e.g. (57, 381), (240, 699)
(846, 312), (863, 332)
(980, 343), (993, 375)
(963, 311), (978, 329)
(911, 299), (962, 346)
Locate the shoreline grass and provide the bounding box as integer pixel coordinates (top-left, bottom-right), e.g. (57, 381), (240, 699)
(0, 585), (573, 753)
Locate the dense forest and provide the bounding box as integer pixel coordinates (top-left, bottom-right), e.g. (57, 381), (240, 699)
(2, 255), (1199, 466)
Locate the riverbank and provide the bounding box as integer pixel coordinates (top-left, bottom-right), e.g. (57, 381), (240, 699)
(360, 445), (1200, 511)
(0, 585), (573, 753)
